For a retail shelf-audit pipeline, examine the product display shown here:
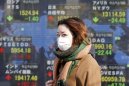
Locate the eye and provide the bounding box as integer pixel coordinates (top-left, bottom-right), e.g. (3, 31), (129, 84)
(62, 34), (67, 37)
(56, 33), (60, 37)
(56, 33), (68, 37)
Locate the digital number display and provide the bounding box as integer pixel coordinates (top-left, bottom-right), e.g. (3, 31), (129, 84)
(93, 44), (112, 49)
(92, 0), (127, 24)
(95, 49), (112, 56)
(5, 63), (38, 86)
(11, 48), (31, 53)
(0, 0), (129, 86)
(102, 76), (126, 82)
(101, 65), (129, 86)
(15, 75), (38, 81)
(90, 32), (113, 56)
(5, 0), (40, 22)
(0, 36), (32, 55)
(0, 36), (37, 85)
(47, 4), (82, 28)
(107, 83), (125, 86)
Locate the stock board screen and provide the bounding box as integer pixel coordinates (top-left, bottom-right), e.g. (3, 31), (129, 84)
(6, 0), (40, 22)
(0, 0), (129, 86)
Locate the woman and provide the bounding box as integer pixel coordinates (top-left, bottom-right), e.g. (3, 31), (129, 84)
(46, 17), (101, 86)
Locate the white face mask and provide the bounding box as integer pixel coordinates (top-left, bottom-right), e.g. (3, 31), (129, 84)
(57, 36), (72, 51)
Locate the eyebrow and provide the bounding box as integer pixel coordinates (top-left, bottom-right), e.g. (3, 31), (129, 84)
(57, 31), (65, 34)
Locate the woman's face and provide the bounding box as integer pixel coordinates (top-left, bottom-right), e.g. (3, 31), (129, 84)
(57, 25), (73, 51)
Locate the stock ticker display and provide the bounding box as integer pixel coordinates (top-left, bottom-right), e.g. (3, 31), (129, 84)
(0, 0), (129, 86)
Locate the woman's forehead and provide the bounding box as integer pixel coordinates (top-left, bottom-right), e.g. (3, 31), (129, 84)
(57, 25), (70, 33)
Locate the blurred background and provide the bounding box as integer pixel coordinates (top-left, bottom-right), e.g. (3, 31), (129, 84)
(0, 0), (129, 86)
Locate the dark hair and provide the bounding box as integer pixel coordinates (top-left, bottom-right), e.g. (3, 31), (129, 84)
(58, 17), (88, 45)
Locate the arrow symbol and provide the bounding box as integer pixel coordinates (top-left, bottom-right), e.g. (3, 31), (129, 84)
(6, 15), (13, 22)
(5, 75), (12, 81)
(93, 17), (99, 23)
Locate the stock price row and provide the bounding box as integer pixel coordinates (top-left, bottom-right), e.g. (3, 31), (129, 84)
(93, 44), (112, 49)
(11, 48), (31, 53)
(107, 83), (125, 86)
(95, 50), (112, 56)
(15, 75), (38, 81)
(102, 76), (126, 82)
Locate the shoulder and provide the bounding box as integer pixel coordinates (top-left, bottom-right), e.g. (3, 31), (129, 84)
(76, 54), (101, 86)
(77, 54), (101, 72)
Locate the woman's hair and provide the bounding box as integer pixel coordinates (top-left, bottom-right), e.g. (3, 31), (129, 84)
(58, 17), (88, 45)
